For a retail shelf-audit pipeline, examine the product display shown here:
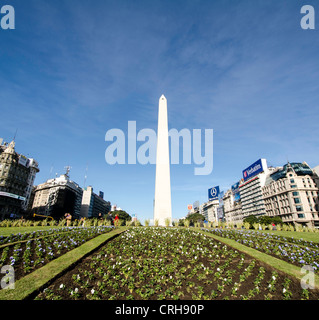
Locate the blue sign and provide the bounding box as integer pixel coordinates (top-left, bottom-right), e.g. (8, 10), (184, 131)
(231, 182), (241, 202)
(242, 159), (264, 181)
(208, 186), (220, 200)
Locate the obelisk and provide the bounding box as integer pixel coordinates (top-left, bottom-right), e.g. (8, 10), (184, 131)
(154, 95), (172, 226)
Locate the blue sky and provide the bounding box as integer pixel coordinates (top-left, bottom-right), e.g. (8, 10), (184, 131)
(1, 0), (319, 221)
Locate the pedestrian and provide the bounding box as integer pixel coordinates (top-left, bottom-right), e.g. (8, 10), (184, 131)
(114, 213), (119, 226)
(80, 217), (86, 227)
(65, 213), (72, 227)
(106, 212), (114, 225)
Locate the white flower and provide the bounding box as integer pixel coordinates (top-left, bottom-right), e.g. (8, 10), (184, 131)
(272, 276), (276, 280)
(217, 268), (220, 272)
(74, 288), (79, 293)
(283, 288), (286, 293)
(59, 284), (64, 289)
(91, 289), (95, 295)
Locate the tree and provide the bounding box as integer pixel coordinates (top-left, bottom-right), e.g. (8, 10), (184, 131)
(186, 213), (205, 226)
(111, 210), (131, 225)
(243, 215), (258, 228)
(243, 215), (283, 229)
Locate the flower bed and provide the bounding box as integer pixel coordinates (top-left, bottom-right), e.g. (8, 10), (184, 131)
(203, 228), (319, 272)
(35, 227), (319, 300)
(0, 226), (114, 281)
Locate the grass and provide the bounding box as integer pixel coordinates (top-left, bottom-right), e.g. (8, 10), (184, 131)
(0, 227), (127, 300)
(243, 229), (319, 243)
(0, 226), (63, 237)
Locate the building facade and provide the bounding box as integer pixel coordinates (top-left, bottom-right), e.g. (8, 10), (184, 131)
(202, 199), (219, 222)
(223, 188), (243, 223)
(262, 162), (319, 228)
(0, 140), (39, 219)
(32, 173), (83, 220)
(80, 186), (111, 218)
(239, 159), (277, 220)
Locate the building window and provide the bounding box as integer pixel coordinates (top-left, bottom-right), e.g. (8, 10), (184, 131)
(296, 205), (303, 212)
(292, 191), (299, 196)
(298, 213), (305, 218)
(294, 198), (301, 204)
(290, 179), (295, 183)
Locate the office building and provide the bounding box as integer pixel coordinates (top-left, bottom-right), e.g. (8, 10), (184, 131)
(80, 186), (111, 218)
(239, 159), (276, 220)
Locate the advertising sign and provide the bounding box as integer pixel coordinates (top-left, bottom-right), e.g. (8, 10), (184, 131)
(187, 204), (193, 210)
(0, 191), (26, 201)
(208, 186), (220, 200)
(242, 159), (265, 181)
(18, 155), (29, 167)
(231, 181), (241, 202)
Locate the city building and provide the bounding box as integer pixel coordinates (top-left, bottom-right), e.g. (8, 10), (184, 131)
(201, 199), (219, 222)
(31, 170), (83, 220)
(239, 159), (276, 220)
(262, 162), (319, 228)
(0, 139), (39, 219)
(21, 158), (39, 211)
(80, 186), (111, 218)
(223, 184), (243, 223)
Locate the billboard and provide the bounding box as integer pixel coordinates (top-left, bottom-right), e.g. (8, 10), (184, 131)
(18, 155), (29, 167)
(208, 186), (220, 200)
(231, 181), (241, 202)
(242, 159), (266, 181)
(187, 204), (193, 210)
(0, 191), (26, 201)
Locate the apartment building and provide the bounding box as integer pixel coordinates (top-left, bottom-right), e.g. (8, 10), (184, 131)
(0, 139), (39, 219)
(262, 162), (319, 228)
(32, 172), (83, 220)
(223, 188), (243, 223)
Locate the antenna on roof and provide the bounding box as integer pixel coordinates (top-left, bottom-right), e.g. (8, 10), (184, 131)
(84, 162), (89, 188)
(64, 165), (71, 178)
(13, 128), (18, 142)
(49, 164), (54, 179)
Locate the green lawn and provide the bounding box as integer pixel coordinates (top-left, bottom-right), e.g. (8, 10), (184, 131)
(240, 229), (319, 243)
(0, 226), (64, 237)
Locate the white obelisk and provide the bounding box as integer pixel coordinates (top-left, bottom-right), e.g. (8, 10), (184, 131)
(154, 95), (172, 226)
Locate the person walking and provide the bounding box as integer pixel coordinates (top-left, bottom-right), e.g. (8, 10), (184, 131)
(106, 212), (114, 225)
(114, 213), (119, 226)
(65, 213), (72, 227)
